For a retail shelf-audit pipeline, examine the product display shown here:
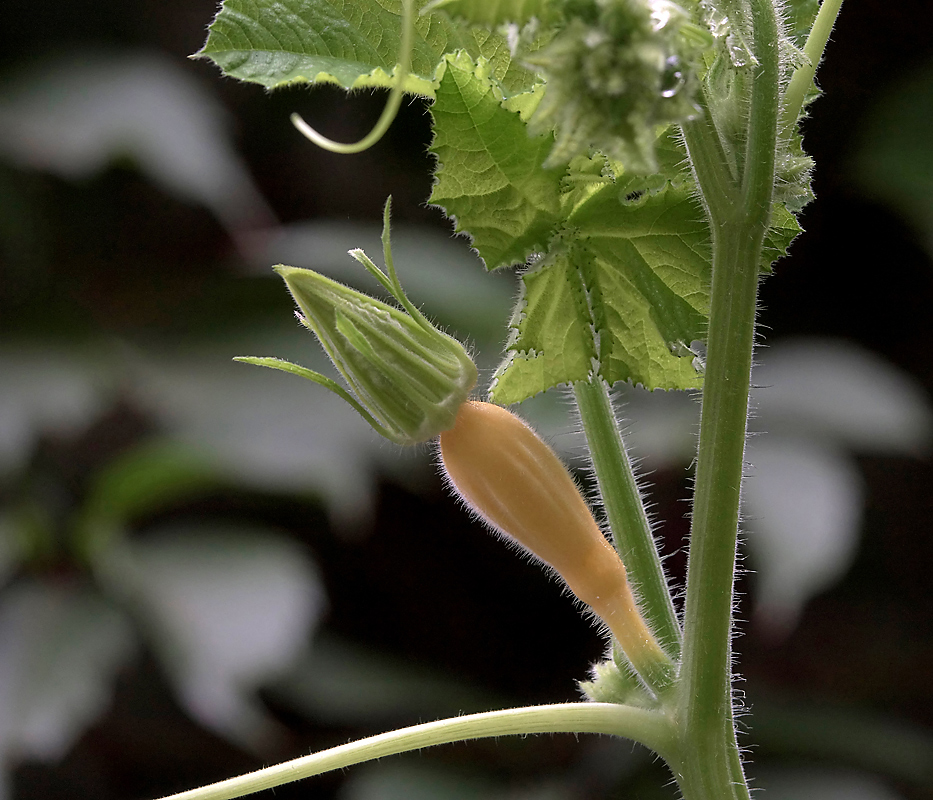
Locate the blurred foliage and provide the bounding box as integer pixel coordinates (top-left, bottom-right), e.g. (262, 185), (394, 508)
(0, 1), (932, 799)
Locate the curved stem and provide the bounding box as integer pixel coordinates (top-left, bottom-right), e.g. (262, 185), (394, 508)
(781, 0), (846, 137)
(155, 703), (675, 800)
(573, 377), (682, 659)
(290, 0), (413, 154)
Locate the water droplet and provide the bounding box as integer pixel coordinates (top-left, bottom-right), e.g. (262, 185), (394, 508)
(726, 32), (758, 68)
(650, 0), (677, 32)
(660, 55), (685, 98)
(699, 0), (731, 38)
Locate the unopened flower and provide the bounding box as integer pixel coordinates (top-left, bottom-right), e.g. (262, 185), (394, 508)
(237, 201), (477, 445)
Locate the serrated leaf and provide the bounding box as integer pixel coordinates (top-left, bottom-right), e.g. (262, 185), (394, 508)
(494, 245), (597, 398)
(491, 182), (711, 402)
(762, 202), (803, 271)
(423, 53), (802, 403)
(198, 0), (536, 98)
(429, 52), (563, 269)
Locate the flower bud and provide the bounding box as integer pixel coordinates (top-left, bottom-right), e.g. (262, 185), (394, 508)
(523, 0), (699, 173)
(237, 201), (477, 445)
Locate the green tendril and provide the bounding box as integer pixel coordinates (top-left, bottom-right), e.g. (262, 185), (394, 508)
(291, 0), (414, 154)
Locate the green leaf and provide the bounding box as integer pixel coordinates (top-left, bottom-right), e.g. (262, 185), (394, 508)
(429, 53), (563, 269)
(197, 0), (536, 98)
(784, 0), (821, 48)
(427, 58), (806, 403)
(762, 203), (803, 272)
(491, 182), (711, 403)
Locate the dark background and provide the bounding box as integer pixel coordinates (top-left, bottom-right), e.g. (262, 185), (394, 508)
(1, 1), (932, 798)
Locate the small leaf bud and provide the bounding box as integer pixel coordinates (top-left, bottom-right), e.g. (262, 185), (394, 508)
(524, 0), (699, 173)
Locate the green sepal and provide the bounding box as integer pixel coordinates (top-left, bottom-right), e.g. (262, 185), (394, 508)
(233, 356), (399, 441)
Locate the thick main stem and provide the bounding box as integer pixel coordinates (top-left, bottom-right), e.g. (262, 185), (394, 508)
(675, 0), (781, 795)
(675, 221), (762, 800)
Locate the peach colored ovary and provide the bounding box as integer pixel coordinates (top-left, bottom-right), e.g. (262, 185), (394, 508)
(439, 401), (661, 659)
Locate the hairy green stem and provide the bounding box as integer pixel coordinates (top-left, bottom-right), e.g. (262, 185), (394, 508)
(675, 0), (782, 796)
(156, 703), (675, 800)
(675, 221), (761, 800)
(782, 0), (846, 137)
(573, 377), (682, 658)
(681, 86), (740, 221)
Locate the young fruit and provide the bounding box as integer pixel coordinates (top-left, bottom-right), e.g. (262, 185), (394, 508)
(439, 401), (668, 677)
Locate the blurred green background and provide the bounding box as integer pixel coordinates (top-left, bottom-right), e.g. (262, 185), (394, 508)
(1, 1), (932, 799)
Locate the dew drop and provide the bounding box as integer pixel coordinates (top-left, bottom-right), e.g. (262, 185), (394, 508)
(726, 32), (758, 68)
(699, 0), (731, 38)
(660, 55), (685, 98)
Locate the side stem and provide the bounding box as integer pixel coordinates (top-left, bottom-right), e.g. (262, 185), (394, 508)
(573, 377), (682, 658)
(781, 0), (846, 137)
(156, 703), (675, 800)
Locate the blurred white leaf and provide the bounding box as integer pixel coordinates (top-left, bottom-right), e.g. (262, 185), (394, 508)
(750, 339), (932, 455)
(611, 387), (700, 469)
(249, 220), (514, 341)
(742, 437), (864, 634)
(0, 51), (273, 236)
(270, 635), (497, 725)
(133, 345), (424, 526)
(0, 346), (112, 477)
(0, 578), (135, 767)
(98, 524), (324, 749)
(754, 766), (905, 800)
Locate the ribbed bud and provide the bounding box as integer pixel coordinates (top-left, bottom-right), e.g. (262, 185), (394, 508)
(237, 199), (477, 446)
(278, 266), (477, 445)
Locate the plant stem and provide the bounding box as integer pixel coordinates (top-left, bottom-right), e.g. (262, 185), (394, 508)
(155, 703), (675, 800)
(573, 377), (682, 658)
(781, 0), (846, 137)
(681, 88), (740, 220)
(674, 221), (761, 800)
(675, 0), (781, 795)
